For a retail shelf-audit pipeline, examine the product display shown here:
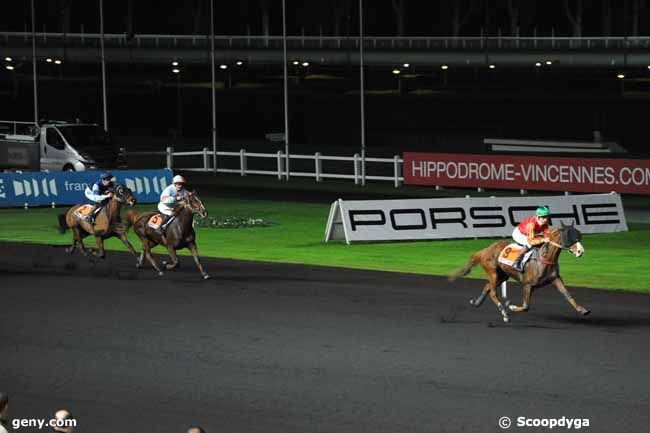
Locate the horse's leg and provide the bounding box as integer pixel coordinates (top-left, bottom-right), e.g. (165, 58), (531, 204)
(74, 228), (88, 256)
(94, 236), (106, 259)
(552, 277), (590, 315)
(188, 242), (210, 280)
(509, 284), (532, 313)
(469, 283), (490, 307)
(136, 250), (145, 268)
(487, 286), (510, 323)
(142, 241), (163, 276)
(164, 244), (180, 270)
(118, 233), (137, 257)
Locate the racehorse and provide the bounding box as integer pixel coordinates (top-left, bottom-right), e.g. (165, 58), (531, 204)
(449, 222), (590, 323)
(127, 191), (211, 279)
(57, 184), (138, 258)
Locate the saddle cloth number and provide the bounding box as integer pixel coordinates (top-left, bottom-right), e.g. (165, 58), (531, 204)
(498, 243), (533, 267)
(148, 214), (163, 229)
(75, 204), (93, 218)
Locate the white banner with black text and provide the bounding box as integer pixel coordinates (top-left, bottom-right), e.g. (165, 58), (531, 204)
(324, 193), (627, 244)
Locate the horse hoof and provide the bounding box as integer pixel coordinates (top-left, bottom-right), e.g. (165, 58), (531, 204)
(469, 298), (476, 306)
(157, 271), (164, 277)
(580, 308), (591, 316)
(135, 262), (142, 269)
(502, 315), (510, 323)
(508, 304), (518, 312)
(202, 273), (211, 280)
(162, 260), (168, 266)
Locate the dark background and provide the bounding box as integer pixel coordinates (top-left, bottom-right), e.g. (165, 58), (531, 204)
(1, 1), (649, 156)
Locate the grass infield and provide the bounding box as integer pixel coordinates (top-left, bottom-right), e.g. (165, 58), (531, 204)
(0, 197), (648, 292)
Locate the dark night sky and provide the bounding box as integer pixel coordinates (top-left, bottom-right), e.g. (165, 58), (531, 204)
(2, 0), (647, 37)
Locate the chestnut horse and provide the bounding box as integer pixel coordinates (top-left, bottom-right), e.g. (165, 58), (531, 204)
(127, 191), (210, 279)
(449, 223), (590, 323)
(57, 184), (137, 258)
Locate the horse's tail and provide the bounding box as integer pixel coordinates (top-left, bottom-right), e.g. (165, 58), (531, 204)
(448, 250), (483, 282)
(57, 213), (69, 234)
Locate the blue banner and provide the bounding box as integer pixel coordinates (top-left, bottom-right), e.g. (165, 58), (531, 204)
(0, 169), (173, 207)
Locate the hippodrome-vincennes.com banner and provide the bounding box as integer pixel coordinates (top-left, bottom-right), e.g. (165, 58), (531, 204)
(403, 152), (650, 195)
(324, 193), (627, 243)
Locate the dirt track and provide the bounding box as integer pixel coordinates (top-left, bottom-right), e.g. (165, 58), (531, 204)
(1, 242), (649, 433)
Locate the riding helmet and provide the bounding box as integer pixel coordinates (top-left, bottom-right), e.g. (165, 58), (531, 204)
(536, 206), (550, 217)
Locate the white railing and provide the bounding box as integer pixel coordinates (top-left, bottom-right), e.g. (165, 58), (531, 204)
(124, 147), (404, 187)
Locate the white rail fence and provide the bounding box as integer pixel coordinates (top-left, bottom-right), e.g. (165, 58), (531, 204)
(124, 147), (404, 187)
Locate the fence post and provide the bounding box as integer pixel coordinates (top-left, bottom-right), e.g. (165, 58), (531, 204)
(203, 147), (209, 171)
(166, 146), (173, 169)
(240, 149), (247, 176)
(353, 153), (360, 185)
(315, 152), (322, 182)
(393, 155), (402, 188)
(276, 151), (284, 180)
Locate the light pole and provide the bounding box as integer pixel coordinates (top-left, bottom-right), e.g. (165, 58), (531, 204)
(100, 0), (108, 131)
(282, 0), (290, 180)
(359, 0), (366, 186)
(30, 0), (38, 124)
(210, 0), (217, 174)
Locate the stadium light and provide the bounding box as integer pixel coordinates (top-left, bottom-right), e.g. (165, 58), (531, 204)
(5, 65), (14, 71)
(236, 61), (243, 66)
(54, 59), (62, 65)
(46, 58), (53, 63)
(647, 65), (650, 69)
(441, 65), (449, 70)
(489, 64), (496, 69)
(545, 60), (552, 65)
(292, 60), (299, 65)
(392, 69), (401, 75)
(535, 62), (542, 67)
(302, 62), (309, 67)
(219, 64), (228, 70)
(403, 63), (410, 68)
(172, 61), (179, 66)
(617, 73), (625, 79)
(4, 57), (12, 62)
(172, 68), (180, 74)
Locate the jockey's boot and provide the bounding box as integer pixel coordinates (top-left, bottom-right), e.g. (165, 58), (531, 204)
(85, 205), (99, 224)
(156, 214), (171, 235)
(512, 246), (529, 271)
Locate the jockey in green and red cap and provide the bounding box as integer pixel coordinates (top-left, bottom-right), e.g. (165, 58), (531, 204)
(511, 206), (551, 271)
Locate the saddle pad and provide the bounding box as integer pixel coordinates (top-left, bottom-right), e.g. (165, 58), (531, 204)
(497, 243), (534, 267)
(74, 204), (93, 218)
(147, 214), (163, 229)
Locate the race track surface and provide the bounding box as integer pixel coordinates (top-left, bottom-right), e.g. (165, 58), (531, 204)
(1, 242), (649, 433)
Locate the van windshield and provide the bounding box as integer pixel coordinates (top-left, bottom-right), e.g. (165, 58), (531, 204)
(57, 125), (114, 148)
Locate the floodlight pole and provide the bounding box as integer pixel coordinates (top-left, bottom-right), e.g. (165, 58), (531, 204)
(30, 0), (38, 124)
(210, 0), (217, 174)
(282, 0), (290, 180)
(359, 0), (366, 186)
(100, 0), (108, 131)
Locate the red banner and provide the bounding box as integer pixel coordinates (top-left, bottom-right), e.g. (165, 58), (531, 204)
(403, 152), (650, 194)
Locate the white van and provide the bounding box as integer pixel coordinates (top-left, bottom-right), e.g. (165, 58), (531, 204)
(0, 120), (125, 171)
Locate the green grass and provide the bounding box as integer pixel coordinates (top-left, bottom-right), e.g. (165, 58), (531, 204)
(1, 198), (649, 292)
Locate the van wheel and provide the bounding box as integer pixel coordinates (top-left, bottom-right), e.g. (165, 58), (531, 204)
(63, 165), (75, 172)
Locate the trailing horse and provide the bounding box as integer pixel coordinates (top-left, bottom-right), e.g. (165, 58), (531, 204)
(449, 222), (590, 323)
(57, 184), (138, 258)
(127, 191), (210, 279)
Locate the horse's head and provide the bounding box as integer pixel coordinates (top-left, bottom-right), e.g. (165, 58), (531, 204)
(113, 184), (137, 207)
(181, 191), (207, 218)
(558, 222), (585, 257)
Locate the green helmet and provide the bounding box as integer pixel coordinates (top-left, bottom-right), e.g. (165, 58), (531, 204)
(536, 206), (550, 217)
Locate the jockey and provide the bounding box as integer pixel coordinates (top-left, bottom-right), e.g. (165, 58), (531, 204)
(511, 206), (551, 271)
(157, 174), (188, 233)
(84, 171), (114, 223)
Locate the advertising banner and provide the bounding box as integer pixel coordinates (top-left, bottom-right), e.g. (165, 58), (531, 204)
(324, 193), (627, 243)
(0, 169), (172, 207)
(403, 152), (650, 195)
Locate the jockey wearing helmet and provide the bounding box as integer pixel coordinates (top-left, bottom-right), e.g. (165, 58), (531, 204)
(157, 174), (188, 233)
(84, 171), (114, 223)
(511, 206), (551, 271)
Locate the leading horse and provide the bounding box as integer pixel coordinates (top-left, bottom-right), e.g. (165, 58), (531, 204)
(127, 191), (211, 279)
(57, 184), (138, 258)
(449, 223), (590, 323)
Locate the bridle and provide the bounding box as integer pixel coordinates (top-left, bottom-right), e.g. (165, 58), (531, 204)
(539, 228), (574, 265)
